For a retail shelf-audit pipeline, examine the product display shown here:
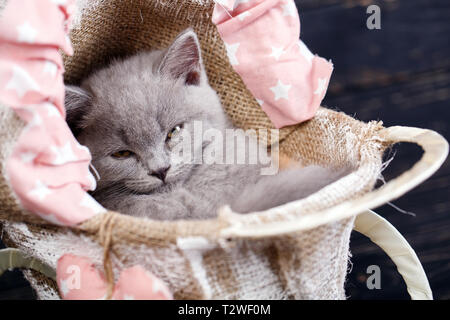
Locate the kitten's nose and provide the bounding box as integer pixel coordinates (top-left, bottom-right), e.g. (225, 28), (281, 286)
(150, 166), (170, 182)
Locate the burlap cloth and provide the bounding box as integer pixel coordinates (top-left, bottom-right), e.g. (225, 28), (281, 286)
(0, 0), (389, 299)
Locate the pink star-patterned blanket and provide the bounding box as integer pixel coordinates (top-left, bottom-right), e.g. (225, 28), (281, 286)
(213, 0), (333, 128)
(0, 0), (332, 299)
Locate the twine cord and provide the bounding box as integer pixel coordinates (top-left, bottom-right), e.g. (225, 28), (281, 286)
(98, 211), (117, 300)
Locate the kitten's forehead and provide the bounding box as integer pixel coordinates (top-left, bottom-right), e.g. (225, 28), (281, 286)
(115, 118), (162, 149)
(90, 55), (179, 108)
(80, 47), (223, 151)
(86, 61), (189, 146)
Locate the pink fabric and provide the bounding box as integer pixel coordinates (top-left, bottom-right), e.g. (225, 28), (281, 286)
(0, 0), (104, 226)
(57, 254), (173, 300)
(213, 0), (333, 128)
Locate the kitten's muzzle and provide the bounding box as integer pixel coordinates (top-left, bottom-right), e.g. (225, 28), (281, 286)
(149, 166), (170, 182)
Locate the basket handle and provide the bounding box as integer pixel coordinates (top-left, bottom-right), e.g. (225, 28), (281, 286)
(354, 210), (432, 300)
(220, 126), (449, 237)
(0, 248), (56, 280)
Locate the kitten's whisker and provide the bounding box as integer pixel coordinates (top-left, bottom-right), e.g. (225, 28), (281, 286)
(125, 180), (157, 186)
(89, 163), (101, 181)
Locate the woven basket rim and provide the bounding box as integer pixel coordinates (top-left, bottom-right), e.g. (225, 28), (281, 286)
(74, 107), (387, 243)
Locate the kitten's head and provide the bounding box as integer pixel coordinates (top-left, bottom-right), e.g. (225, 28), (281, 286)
(65, 29), (228, 194)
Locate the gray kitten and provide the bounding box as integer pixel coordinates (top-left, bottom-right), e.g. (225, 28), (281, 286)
(65, 29), (347, 220)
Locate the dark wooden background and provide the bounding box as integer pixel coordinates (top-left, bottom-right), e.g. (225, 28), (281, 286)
(0, 0), (449, 299)
(298, 0), (450, 299)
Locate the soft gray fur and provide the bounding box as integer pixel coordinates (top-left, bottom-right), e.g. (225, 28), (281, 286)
(65, 29), (348, 220)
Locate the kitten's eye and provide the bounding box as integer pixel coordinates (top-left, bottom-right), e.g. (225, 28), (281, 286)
(111, 150), (133, 159)
(167, 124), (183, 140)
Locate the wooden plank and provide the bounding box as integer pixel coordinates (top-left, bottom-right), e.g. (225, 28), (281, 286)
(298, 0), (450, 91)
(0, 269), (35, 300)
(323, 67), (450, 299)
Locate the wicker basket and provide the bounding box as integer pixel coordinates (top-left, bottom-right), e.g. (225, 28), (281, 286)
(0, 0), (448, 300)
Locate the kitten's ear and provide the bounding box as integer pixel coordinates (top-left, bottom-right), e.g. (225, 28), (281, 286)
(158, 28), (203, 86)
(65, 85), (91, 136)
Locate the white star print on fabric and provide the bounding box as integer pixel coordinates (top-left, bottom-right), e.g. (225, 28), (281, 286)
(238, 11), (251, 21)
(256, 99), (264, 106)
(20, 151), (37, 163)
(270, 80), (291, 101)
(146, 271), (171, 296)
(43, 102), (60, 117)
(59, 278), (70, 297)
(314, 77), (327, 96)
(87, 172), (97, 190)
(64, 34), (71, 47)
(269, 46), (286, 61)
(282, 0), (297, 17)
(50, 142), (77, 165)
(151, 279), (166, 294)
(235, 0), (249, 5)
(28, 180), (52, 201)
(28, 109), (42, 127)
(22, 108), (42, 134)
(16, 21), (38, 43)
(42, 213), (65, 226)
(75, 143), (90, 155)
(224, 42), (240, 66)
(80, 193), (106, 214)
(43, 60), (58, 77)
(5, 65), (40, 98)
(298, 40), (314, 64)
